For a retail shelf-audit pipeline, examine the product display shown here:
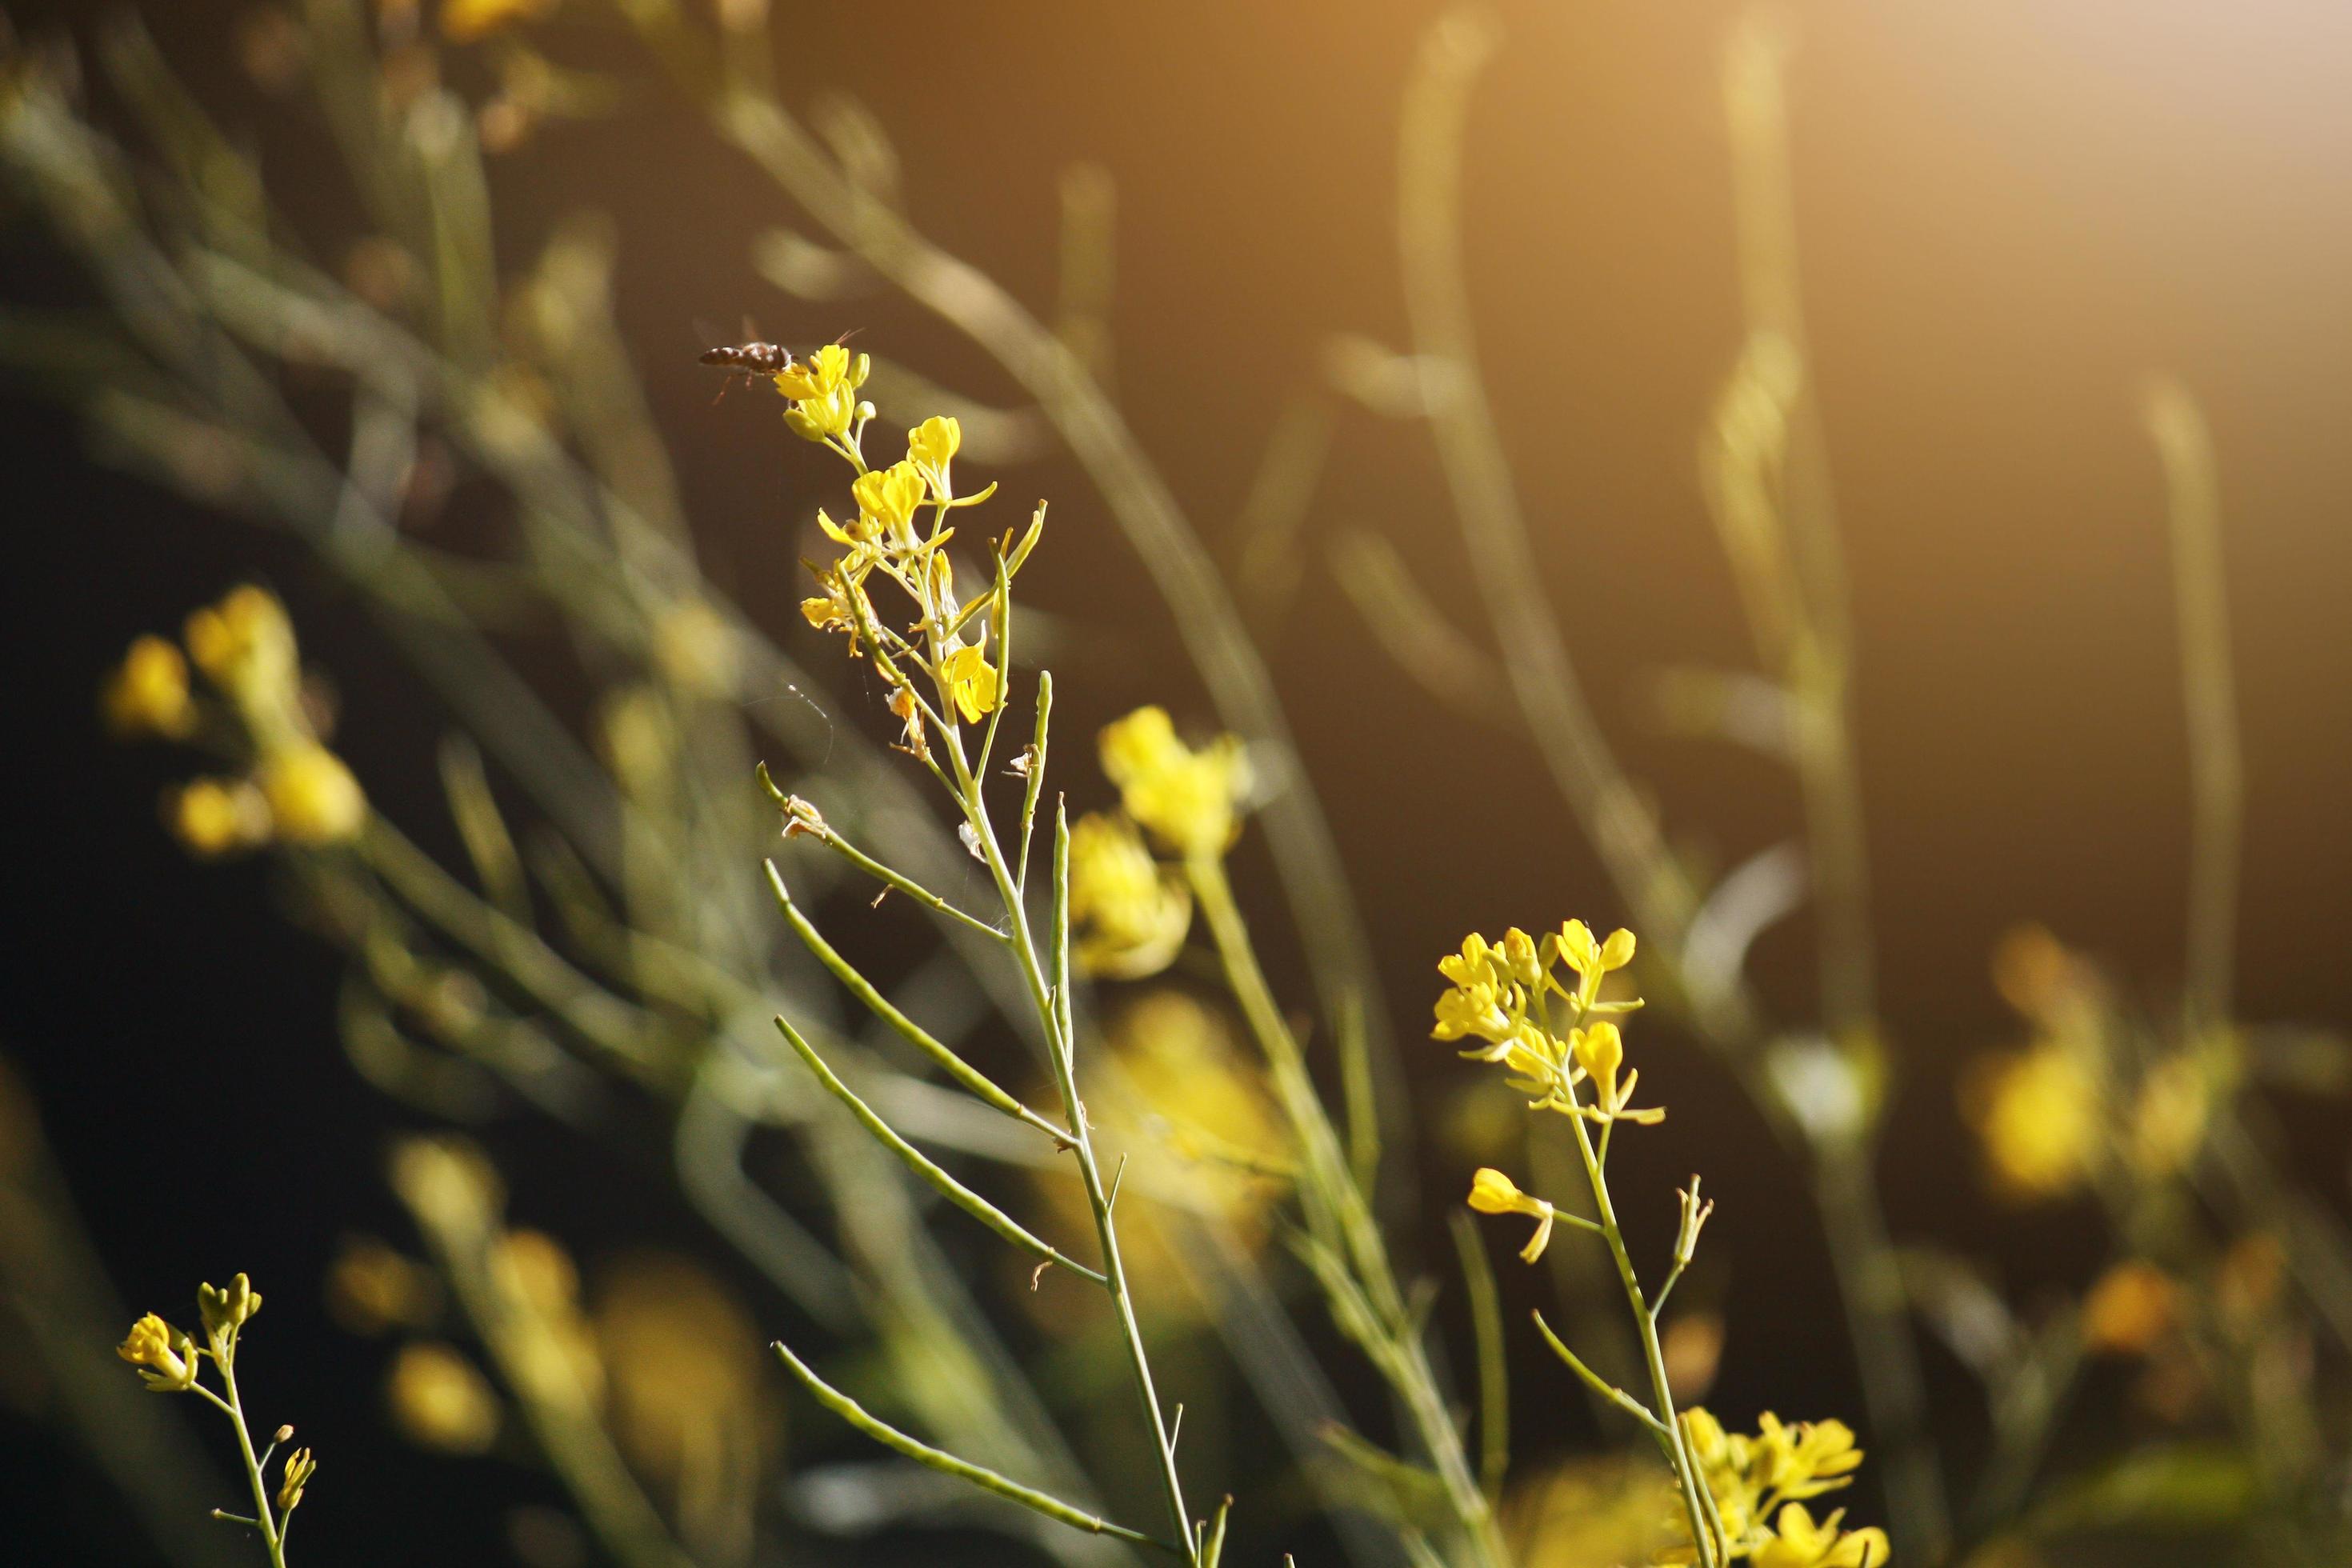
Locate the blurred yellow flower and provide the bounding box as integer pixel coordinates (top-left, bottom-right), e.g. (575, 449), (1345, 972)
(103, 635), (195, 738)
(387, 1341), (502, 1454)
(492, 1228), (606, 1406)
(1504, 1456), (1676, 1568)
(2129, 1048), (2216, 1180)
(168, 777), (270, 858)
(184, 586), (298, 734)
(440, 0), (558, 44)
(1098, 706), (1249, 859)
(1068, 811), (1193, 980)
(939, 644), (1000, 723)
(260, 742), (367, 844)
(117, 1313), (198, 1391)
(2080, 1260), (2176, 1357)
(1959, 1043), (2099, 1202)
(591, 1252), (774, 1562)
(1027, 992), (1286, 1318)
(327, 1237), (443, 1336)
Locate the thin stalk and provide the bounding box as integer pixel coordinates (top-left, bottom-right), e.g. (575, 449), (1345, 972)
(934, 695), (1198, 1562)
(2143, 377), (2241, 1036)
(1450, 1211), (1510, 1501)
(1188, 854), (1506, 1568)
(1560, 1107), (1718, 1568)
(212, 1353), (286, 1568)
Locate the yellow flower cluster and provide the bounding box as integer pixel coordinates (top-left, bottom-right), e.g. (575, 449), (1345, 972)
(105, 586), (367, 855)
(1670, 1407), (1886, 1567)
(1066, 707), (1250, 980)
(1433, 918), (1658, 1128)
(1098, 705), (1250, 860)
(1961, 926), (2232, 1203)
(783, 365), (1031, 760)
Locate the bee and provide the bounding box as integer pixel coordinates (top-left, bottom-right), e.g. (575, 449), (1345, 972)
(698, 339), (795, 377)
(698, 328), (858, 402)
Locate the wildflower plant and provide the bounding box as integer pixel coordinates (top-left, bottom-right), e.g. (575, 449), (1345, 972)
(758, 372), (1228, 1563)
(1442, 920), (1887, 1568)
(118, 1274), (312, 1566)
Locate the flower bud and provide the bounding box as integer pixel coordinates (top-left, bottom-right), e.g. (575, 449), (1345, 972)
(198, 1272), (264, 1338)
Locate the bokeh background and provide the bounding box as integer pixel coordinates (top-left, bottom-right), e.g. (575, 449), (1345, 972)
(5, 1), (2351, 1564)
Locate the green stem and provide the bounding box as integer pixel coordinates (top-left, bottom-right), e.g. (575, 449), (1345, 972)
(938, 706), (1198, 1564)
(214, 1352), (286, 1567)
(1561, 1110), (1717, 1568)
(1188, 854), (1507, 1568)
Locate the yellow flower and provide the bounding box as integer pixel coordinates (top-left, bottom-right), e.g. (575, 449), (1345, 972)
(774, 343), (870, 442)
(907, 414), (962, 492)
(1069, 812), (1193, 980)
(259, 743), (367, 844)
(168, 777), (270, 858)
(850, 460), (928, 538)
(2080, 1260), (2176, 1356)
(800, 561), (865, 639)
(103, 635), (195, 738)
(1959, 1043), (2098, 1202)
(1432, 978), (1514, 1047)
(939, 644), (1000, 723)
(118, 1314), (199, 1391)
(197, 1274), (263, 1340)
(387, 1341), (502, 1454)
(1667, 1407), (1882, 1566)
(1438, 932), (1507, 993)
(1572, 1020), (1624, 1102)
(1098, 706), (1250, 859)
(814, 506), (877, 548)
(772, 342), (862, 402)
(276, 1446), (316, 1514)
(1466, 1166), (1557, 1262)
(441, 0), (557, 42)
(1755, 1412), (1866, 1501)
(1551, 918), (1634, 978)
(1501, 926), (1542, 986)
(1751, 1504), (1888, 1568)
